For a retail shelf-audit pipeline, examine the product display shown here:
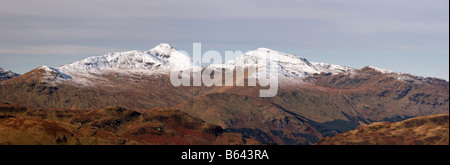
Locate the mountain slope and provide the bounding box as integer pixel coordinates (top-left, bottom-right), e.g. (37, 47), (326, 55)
(0, 44), (208, 110)
(175, 73), (448, 144)
(316, 114), (449, 145)
(174, 49), (448, 144)
(0, 102), (258, 145)
(0, 67), (20, 81)
(0, 44), (448, 145)
(0, 72), (211, 110)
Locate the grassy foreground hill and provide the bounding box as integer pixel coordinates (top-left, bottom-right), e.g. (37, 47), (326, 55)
(316, 114), (449, 145)
(0, 102), (259, 145)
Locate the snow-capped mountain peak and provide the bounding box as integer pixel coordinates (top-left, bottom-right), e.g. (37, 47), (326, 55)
(0, 67), (20, 81)
(216, 47), (353, 80)
(255, 47), (278, 52)
(150, 43), (175, 57)
(253, 47), (309, 62)
(366, 65), (393, 74)
(55, 43), (200, 76)
(149, 43), (200, 70)
(32, 44), (357, 85)
(40, 43), (201, 85)
(35, 65), (71, 83)
(38, 65), (56, 72)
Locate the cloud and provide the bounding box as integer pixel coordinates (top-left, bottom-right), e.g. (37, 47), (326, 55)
(335, 20), (449, 35)
(0, 45), (119, 55)
(0, 0), (448, 79)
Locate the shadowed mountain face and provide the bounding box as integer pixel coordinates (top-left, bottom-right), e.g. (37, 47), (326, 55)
(0, 102), (258, 145)
(0, 45), (448, 145)
(316, 114), (449, 145)
(0, 68), (20, 81)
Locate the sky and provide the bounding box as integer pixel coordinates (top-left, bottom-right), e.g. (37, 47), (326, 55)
(0, 0), (448, 80)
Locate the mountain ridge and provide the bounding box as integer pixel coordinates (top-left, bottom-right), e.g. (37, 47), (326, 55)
(0, 67), (20, 81)
(10, 43), (446, 85)
(0, 44), (448, 145)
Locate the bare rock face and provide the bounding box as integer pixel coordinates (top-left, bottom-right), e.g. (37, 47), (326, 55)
(316, 114), (449, 145)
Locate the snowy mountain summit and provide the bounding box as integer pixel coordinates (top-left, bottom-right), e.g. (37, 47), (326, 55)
(0, 67), (20, 81)
(218, 47), (353, 80)
(56, 43), (199, 75)
(32, 43), (361, 85)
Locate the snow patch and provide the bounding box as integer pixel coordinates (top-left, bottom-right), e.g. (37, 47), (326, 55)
(367, 66), (393, 74)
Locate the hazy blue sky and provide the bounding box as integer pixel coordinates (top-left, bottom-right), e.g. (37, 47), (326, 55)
(0, 0), (448, 80)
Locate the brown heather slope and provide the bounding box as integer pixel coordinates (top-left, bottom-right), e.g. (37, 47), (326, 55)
(0, 117), (133, 145)
(0, 102), (258, 145)
(176, 92), (322, 145)
(0, 66), (448, 145)
(0, 67), (212, 111)
(176, 67), (449, 144)
(316, 114), (449, 145)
